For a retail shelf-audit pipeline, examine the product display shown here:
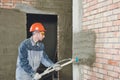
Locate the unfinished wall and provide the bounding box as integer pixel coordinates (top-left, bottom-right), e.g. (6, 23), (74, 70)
(80, 0), (120, 79)
(0, 8), (26, 80)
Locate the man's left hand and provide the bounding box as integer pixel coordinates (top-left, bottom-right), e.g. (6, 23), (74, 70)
(33, 73), (41, 80)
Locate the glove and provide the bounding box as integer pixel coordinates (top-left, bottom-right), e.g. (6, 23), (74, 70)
(33, 73), (41, 80)
(53, 63), (62, 71)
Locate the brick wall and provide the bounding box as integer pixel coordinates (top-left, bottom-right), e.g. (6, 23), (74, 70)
(0, 0), (35, 8)
(82, 0), (120, 79)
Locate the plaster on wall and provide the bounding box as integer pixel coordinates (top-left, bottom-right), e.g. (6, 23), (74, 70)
(0, 8), (26, 80)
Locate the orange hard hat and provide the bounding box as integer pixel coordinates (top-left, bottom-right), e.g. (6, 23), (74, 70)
(29, 22), (46, 32)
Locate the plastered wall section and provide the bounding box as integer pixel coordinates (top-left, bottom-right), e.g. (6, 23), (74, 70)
(73, 31), (96, 66)
(0, 8), (26, 80)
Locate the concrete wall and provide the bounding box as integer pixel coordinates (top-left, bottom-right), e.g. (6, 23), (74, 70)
(0, 8), (26, 80)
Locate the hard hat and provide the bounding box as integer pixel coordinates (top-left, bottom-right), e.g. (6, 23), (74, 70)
(29, 22), (46, 32)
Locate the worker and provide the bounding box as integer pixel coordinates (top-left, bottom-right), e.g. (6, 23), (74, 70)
(16, 22), (61, 80)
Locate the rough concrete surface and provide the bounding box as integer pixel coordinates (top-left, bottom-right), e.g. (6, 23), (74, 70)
(0, 8), (26, 80)
(73, 30), (96, 66)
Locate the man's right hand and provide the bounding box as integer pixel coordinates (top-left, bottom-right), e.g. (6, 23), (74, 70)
(33, 73), (41, 80)
(53, 63), (62, 71)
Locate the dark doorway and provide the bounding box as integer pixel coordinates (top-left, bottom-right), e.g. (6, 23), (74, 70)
(26, 13), (58, 80)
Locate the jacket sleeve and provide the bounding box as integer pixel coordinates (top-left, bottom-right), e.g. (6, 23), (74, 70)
(41, 51), (54, 67)
(19, 43), (35, 76)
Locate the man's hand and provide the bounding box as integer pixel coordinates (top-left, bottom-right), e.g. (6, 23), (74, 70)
(33, 73), (41, 80)
(53, 63), (62, 71)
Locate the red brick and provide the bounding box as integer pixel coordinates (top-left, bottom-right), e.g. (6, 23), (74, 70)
(87, 71), (93, 76)
(94, 29), (99, 33)
(103, 21), (112, 27)
(87, 0), (92, 3)
(113, 20), (120, 26)
(114, 31), (120, 37)
(2, 0), (12, 2)
(114, 78), (120, 80)
(13, 0), (22, 3)
(94, 63), (103, 68)
(89, 0), (97, 6)
(113, 55), (120, 60)
(83, 66), (91, 70)
(98, 7), (107, 13)
(108, 71), (119, 78)
(96, 53), (103, 58)
(84, 74), (91, 79)
(104, 75), (114, 80)
(98, 68), (107, 75)
(114, 66), (120, 73)
(107, 44), (115, 48)
(108, 60), (119, 66)
(96, 72), (104, 78)
(90, 9), (98, 15)
(98, 0), (105, 2)
(84, 12), (90, 17)
(88, 4), (97, 11)
(90, 76), (98, 80)
(83, 17), (88, 22)
(112, 44), (120, 49)
(96, 58), (108, 64)
(118, 2), (120, 8)
(103, 54), (113, 59)
(104, 32), (120, 38)
(108, 26), (119, 32)
(103, 64), (114, 71)
(113, 0), (120, 3)
(108, 49), (119, 55)
(99, 27), (108, 33)
(107, 3), (119, 10)
(92, 67), (98, 72)
(118, 14), (120, 19)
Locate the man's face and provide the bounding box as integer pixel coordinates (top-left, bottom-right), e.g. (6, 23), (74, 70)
(37, 31), (45, 41)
